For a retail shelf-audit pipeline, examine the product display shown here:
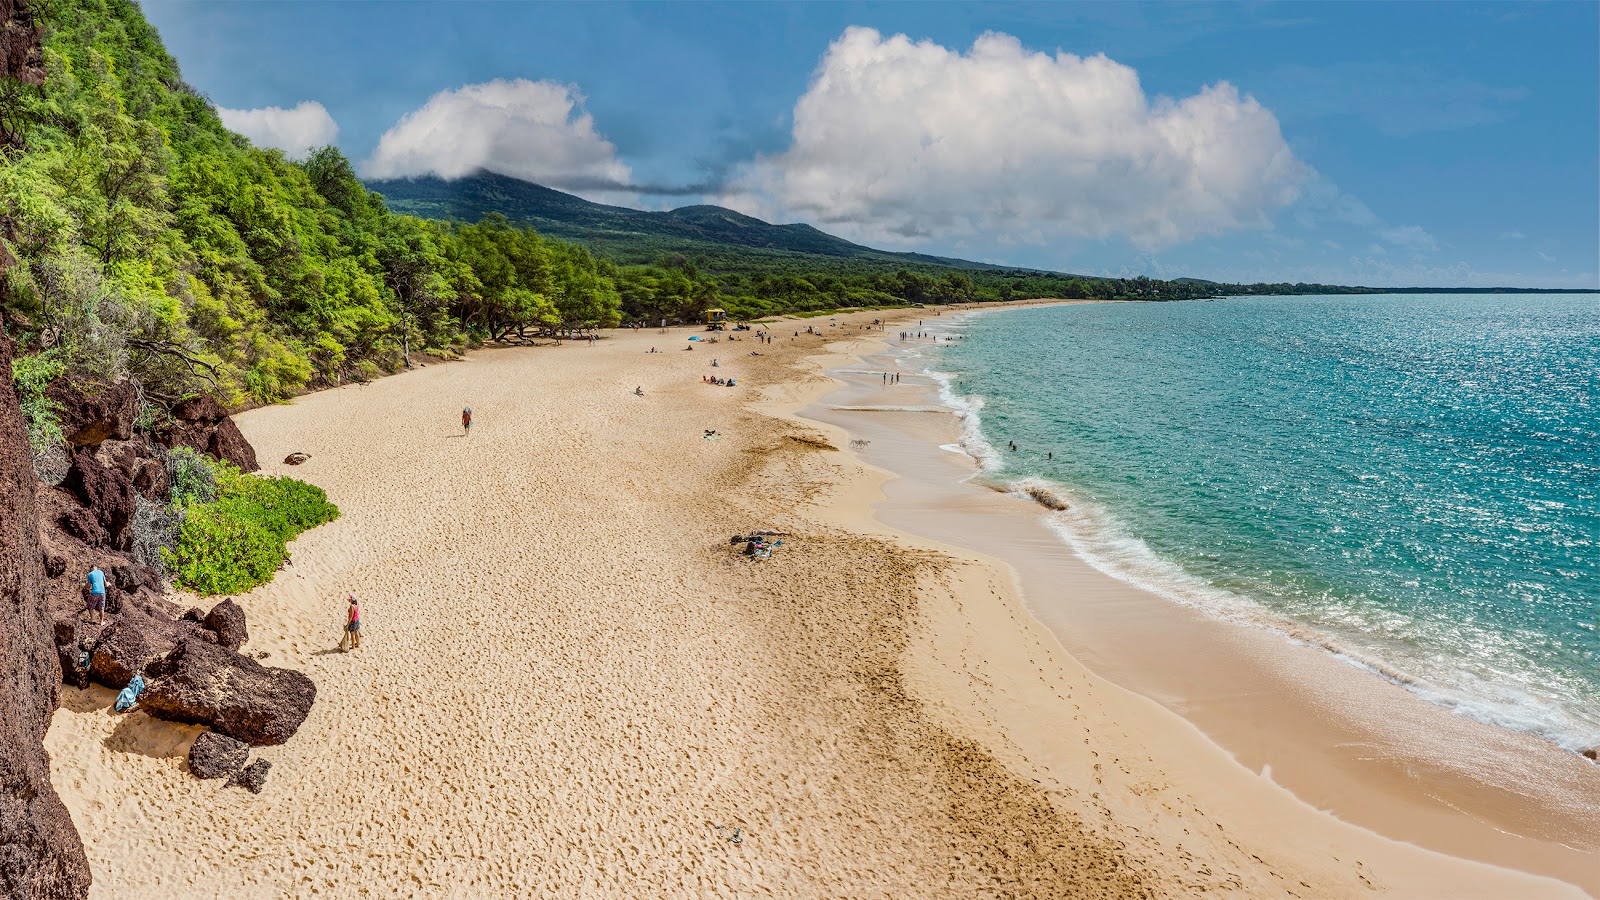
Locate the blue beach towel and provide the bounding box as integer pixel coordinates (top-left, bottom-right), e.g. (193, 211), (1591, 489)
(114, 674), (145, 712)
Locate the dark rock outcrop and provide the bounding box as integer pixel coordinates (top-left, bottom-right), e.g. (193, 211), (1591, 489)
(87, 613), (184, 690)
(61, 449), (136, 551)
(1584, 747), (1597, 762)
(131, 456), (168, 500)
(283, 452), (310, 465)
(187, 731), (249, 780)
(203, 599), (247, 652)
(228, 759), (271, 794)
(51, 616), (101, 690)
(157, 394), (259, 472)
(141, 637), (315, 746)
(0, 322), (93, 898)
(44, 379), (137, 448)
(0, 0), (45, 90)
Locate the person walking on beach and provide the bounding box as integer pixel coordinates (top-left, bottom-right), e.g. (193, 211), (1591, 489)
(462, 406), (473, 436)
(340, 595), (362, 652)
(85, 564), (106, 625)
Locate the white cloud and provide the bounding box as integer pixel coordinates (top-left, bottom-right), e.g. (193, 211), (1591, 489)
(720, 28), (1308, 251)
(217, 101), (339, 159)
(1378, 224), (1439, 253)
(362, 79), (631, 200)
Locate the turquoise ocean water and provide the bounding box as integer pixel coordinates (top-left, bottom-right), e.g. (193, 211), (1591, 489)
(920, 295), (1600, 751)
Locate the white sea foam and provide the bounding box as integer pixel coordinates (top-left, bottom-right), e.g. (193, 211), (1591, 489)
(913, 341), (1600, 756)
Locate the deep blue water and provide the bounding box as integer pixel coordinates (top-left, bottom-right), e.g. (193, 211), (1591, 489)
(927, 294), (1600, 750)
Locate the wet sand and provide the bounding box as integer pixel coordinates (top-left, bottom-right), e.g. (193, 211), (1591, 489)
(42, 305), (1589, 897)
(803, 306), (1600, 894)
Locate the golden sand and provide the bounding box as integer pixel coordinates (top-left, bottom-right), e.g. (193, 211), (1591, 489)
(44, 309), (1586, 897)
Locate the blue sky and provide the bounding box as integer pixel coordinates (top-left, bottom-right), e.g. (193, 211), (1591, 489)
(144, 1), (1597, 288)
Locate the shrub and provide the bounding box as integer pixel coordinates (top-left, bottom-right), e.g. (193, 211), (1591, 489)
(163, 463), (339, 595)
(11, 348), (65, 476)
(130, 493), (179, 579)
(165, 445), (217, 506)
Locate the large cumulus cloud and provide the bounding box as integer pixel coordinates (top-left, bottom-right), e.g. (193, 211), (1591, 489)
(722, 28), (1309, 251)
(361, 79), (631, 199)
(217, 101), (339, 159)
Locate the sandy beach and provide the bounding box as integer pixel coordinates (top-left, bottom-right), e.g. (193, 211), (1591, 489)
(43, 306), (1593, 897)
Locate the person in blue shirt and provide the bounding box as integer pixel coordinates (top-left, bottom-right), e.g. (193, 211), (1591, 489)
(85, 565), (107, 624)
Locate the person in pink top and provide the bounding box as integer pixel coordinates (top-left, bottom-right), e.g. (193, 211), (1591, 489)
(340, 594), (362, 652)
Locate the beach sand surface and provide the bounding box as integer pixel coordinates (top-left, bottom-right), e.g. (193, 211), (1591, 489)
(43, 310), (1587, 897)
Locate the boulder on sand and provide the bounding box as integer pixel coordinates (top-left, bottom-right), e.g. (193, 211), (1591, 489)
(141, 637), (315, 746)
(187, 731), (249, 780)
(86, 613), (184, 690)
(228, 758), (271, 794)
(283, 452), (310, 465)
(203, 598), (248, 651)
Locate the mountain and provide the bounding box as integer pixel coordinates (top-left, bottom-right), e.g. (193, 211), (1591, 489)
(366, 172), (1018, 273)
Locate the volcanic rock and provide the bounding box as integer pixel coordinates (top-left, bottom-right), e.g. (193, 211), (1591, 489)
(131, 456), (168, 499)
(203, 598), (248, 651)
(208, 416), (259, 472)
(88, 613), (185, 690)
(0, 320), (93, 897)
(61, 449), (136, 550)
(45, 378), (137, 448)
(158, 394), (260, 472)
(187, 731), (249, 780)
(142, 637), (315, 746)
(283, 452), (311, 465)
(1584, 747), (1598, 762)
(228, 759), (272, 794)
(57, 503), (106, 546)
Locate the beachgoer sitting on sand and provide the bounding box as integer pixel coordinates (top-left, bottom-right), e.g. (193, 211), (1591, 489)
(634, 386), (644, 396)
(711, 359), (719, 367)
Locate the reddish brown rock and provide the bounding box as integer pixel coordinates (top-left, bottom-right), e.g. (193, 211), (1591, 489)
(56, 504), (106, 547)
(203, 599), (248, 652)
(157, 394), (259, 472)
(51, 616), (102, 690)
(187, 731), (249, 780)
(131, 457), (168, 499)
(0, 321), (93, 898)
(45, 379), (137, 448)
(142, 638), (315, 747)
(61, 450), (136, 550)
(87, 613), (184, 690)
(208, 416), (258, 472)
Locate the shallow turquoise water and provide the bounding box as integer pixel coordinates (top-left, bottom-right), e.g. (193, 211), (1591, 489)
(927, 294), (1600, 750)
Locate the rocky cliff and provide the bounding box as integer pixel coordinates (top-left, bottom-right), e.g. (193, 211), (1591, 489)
(0, 326), (92, 899)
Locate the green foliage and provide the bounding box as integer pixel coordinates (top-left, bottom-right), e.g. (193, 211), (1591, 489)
(163, 461), (339, 595)
(163, 444), (216, 506)
(0, 0), (626, 406)
(10, 347), (65, 458)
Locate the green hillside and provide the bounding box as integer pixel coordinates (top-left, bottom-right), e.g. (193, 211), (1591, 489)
(0, 0), (624, 410)
(369, 172), (1014, 271)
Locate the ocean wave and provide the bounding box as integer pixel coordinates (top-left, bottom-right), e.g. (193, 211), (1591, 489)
(915, 352), (1600, 755)
(1034, 478), (1600, 753)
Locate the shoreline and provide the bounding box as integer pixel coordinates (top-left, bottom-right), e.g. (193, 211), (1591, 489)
(794, 303), (1598, 892)
(41, 303), (1591, 897)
